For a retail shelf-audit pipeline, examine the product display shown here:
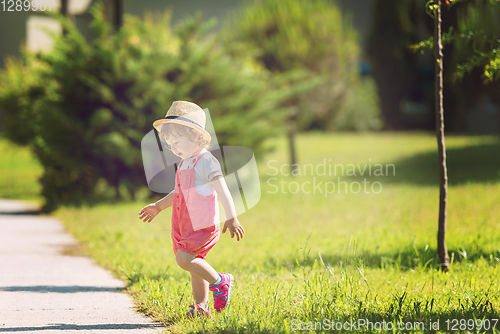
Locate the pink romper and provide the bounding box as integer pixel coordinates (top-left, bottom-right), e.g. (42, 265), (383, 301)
(171, 151), (220, 260)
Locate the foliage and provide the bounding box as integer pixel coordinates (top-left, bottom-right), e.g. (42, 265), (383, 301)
(452, 0), (500, 84)
(409, 0), (500, 132)
(412, 0), (500, 84)
(221, 0), (371, 131)
(0, 3), (291, 212)
(333, 76), (384, 132)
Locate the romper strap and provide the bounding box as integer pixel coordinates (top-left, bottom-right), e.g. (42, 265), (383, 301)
(192, 151), (208, 167)
(178, 151), (208, 169)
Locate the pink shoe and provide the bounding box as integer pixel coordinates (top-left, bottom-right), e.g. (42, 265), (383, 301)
(185, 303), (212, 318)
(209, 273), (234, 312)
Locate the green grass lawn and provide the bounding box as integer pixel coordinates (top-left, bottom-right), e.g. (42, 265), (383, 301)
(0, 135), (42, 204)
(48, 130), (500, 333)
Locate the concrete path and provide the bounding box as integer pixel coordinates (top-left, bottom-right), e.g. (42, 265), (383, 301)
(0, 199), (166, 334)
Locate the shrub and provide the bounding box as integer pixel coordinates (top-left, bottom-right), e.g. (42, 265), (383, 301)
(0, 3), (290, 212)
(333, 76), (384, 132)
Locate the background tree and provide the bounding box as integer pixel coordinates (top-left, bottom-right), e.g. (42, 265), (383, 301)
(367, 0), (433, 130)
(432, 0), (451, 272)
(449, 0), (500, 132)
(413, 0), (500, 271)
(221, 0), (371, 175)
(367, 0), (500, 132)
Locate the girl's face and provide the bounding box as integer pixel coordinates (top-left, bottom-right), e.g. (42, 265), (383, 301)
(165, 133), (202, 159)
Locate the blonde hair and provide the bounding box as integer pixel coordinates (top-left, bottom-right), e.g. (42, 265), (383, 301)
(158, 123), (211, 150)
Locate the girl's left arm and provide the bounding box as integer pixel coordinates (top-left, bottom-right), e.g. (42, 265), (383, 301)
(210, 175), (245, 241)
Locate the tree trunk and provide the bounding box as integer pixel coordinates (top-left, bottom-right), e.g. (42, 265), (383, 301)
(287, 123), (298, 176)
(434, 0), (450, 272)
(113, 0), (123, 32)
(60, 0), (68, 16)
(60, 0), (69, 36)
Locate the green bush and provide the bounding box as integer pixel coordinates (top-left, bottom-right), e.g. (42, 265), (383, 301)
(333, 76), (384, 131)
(0, 3), (290, 212)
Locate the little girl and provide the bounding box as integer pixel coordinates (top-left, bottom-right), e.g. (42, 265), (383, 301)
(139, 101), (245, 318)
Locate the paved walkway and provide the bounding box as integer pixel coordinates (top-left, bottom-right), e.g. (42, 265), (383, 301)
(0, 199), (165, 334)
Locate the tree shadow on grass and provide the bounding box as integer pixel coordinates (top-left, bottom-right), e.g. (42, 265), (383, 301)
(272, 245), (500, 272)
(346, 141), (500, 186)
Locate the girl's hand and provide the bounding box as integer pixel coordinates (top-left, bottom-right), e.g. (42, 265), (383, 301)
(139, 203), (161, 223)
(222, 218), (245, 241)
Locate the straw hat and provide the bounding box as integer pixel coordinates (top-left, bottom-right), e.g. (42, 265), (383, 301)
(153, 101), (211, 143)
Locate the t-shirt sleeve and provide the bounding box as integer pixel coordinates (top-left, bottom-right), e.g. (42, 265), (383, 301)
(199, 154), (224, 183)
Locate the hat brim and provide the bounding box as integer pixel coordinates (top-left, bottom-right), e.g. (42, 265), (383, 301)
(153, 119), (212, 143)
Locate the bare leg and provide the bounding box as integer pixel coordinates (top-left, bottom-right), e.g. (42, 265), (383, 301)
(176, 250), (219, 283)
(191, 272), (209, 309)
(176, 250), (219, 309)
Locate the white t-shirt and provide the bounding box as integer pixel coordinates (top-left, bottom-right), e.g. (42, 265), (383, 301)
(178, 149), (224, 196)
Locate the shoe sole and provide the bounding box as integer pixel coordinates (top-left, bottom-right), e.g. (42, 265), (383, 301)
(226, 274), (234, 310)
(185, 306), (212, 318)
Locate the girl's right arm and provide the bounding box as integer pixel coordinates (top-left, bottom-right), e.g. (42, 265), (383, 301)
(139, 190), (175, 223)
(155, 189), (176, 211)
